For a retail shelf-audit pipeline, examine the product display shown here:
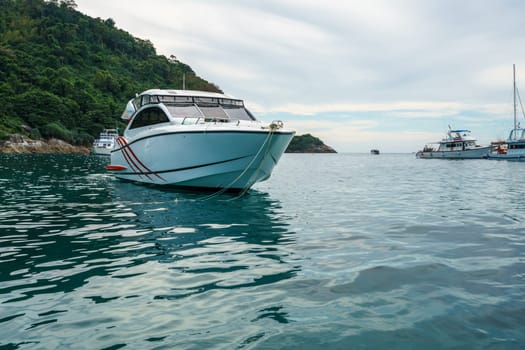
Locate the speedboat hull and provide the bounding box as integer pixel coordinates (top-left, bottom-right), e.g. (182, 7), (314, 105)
(107, 89), (294, 191)
(109, 129), (294, 189)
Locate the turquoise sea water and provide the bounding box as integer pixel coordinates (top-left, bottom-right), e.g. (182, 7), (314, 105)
(1, 153), (524, 349)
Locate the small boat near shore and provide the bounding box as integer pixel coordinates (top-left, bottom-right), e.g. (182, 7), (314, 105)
(416, 128), (492, 159)
(92, 129), (118, 155)
(487, 64), (525, 161)
(106, 89), (295, 191)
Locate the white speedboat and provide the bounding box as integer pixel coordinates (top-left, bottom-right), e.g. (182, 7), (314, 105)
(106, 89), (295, 190)
(487, 65), (525, 161)
(92, 129), (118, 155)
(416, 128), (492, 159)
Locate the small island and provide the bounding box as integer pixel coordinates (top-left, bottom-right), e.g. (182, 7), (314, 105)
(285, 134), (337, 153)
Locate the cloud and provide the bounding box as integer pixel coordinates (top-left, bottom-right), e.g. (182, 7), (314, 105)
(75, 0), (525, 152)
(281, 118), (442, 153)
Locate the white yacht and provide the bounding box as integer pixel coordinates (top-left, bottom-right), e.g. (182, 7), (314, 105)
(92, 129), (118, 155)
(106, 89), (295, 190)
(487, 65), (525, 161)
(487, 128), (525, 160)
(416, 128), (492, 159)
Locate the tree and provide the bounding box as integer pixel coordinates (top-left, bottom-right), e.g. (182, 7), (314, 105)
(0, 0), (221, 145)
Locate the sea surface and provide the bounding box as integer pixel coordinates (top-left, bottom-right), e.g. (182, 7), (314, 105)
(1, 153), (524, 349)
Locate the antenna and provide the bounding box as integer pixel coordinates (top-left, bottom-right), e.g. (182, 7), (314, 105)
(513, 64), (517, 132)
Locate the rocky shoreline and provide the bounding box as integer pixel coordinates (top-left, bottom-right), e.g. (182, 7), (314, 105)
(0, 133), (336, 155)
(0, 134), (90, 155)
(285, 143), (336, 153)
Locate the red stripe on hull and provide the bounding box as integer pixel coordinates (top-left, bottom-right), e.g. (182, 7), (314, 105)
(105, 165), (127, 171)
(115, 137), (165, 182)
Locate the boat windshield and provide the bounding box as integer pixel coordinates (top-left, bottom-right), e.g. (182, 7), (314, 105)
(140, 94), (256, 121)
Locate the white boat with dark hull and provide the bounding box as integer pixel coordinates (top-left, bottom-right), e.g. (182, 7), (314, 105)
(416, 128), (492, 159)
(92, 129), (118, 155)
(106, 89), (295, 190)
(488, 65), (525, 161)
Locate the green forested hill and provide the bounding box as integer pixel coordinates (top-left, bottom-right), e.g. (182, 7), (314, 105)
(0, 0), (220, 144)
(285, 133), (336, 153)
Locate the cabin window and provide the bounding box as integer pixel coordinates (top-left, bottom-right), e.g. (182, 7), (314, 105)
(199, 106), (229, 120)
(165, 104), (202, 119)
(139, 95), (161, 106)
(195, 97), (219, 105)
(223, 106), (255, 121)
(129, 107), (170, 129)
(132, 97), (141, 110)
(136, 95), (256, 122)
(220, 98), (244, 107)
(164, 103), (255, 121)
(158, 95), (193, 104)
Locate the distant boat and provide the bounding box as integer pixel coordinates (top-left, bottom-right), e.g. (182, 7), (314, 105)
(487, 64), (525, 161)
(370, 149), (380, 155)
(106, 89), (295, 190)
(92, 129), (118, 156)
(416, 128), (491, 159)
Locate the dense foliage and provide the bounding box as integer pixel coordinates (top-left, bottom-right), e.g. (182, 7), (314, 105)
(286, 133), (329, 153)
(0, 0), (220, 144)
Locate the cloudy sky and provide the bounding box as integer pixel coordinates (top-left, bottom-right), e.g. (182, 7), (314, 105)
(75, 0), (525, 152)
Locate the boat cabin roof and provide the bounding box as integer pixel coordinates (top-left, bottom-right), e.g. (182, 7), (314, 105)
(442, 129), (476, 142)
(120, 88), (258, 122)
(121, 89), (251, 121)
(136, 89), (245, 108)
(141, 89), (235, 99)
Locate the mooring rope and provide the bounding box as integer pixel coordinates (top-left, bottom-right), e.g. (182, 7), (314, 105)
(227, 128), (277, 200)
(199, 124), (278, 201)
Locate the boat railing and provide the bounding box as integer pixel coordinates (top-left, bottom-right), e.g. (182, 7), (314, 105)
(171, 104), (252, 123)
(142, 95), (245, 108)
(181, 116), (233, 125)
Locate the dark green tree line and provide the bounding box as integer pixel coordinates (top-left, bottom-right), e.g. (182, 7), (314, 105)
(0, 0), (220, 143)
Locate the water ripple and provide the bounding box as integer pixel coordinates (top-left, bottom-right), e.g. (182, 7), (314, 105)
(1, 154), (525, 349)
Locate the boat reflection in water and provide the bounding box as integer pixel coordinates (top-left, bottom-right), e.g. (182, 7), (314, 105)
(108, 181), (298, 298)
